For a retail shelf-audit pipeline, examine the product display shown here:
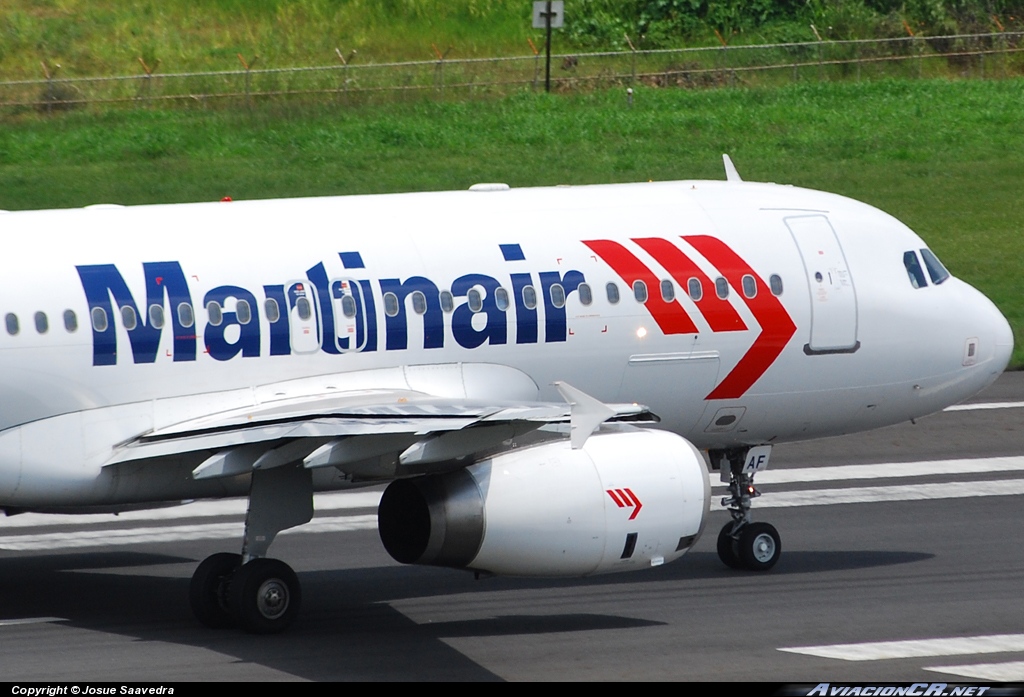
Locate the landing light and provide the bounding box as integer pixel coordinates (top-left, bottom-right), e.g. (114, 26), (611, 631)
(636, 327), (648, 339)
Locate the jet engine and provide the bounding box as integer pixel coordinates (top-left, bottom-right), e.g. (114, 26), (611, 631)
(378, 429), (710, 576)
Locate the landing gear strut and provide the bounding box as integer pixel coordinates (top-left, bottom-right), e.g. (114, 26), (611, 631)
(190, 464), (313, 633)
(712, 447), (781, 572)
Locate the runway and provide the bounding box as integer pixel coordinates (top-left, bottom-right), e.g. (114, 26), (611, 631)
(0, 373), (1021, 681)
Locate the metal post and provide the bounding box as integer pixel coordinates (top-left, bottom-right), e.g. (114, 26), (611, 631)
(545, 1), (552, 93)
(528, 38), (540, 91)
(625, 33), (637, 85)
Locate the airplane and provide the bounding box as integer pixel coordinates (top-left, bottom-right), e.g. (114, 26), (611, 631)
(0, 156), (1012, 634)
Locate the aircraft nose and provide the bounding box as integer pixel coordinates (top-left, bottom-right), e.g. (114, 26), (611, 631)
(967, 285), (1013, 373)
(992, 303), (1014, 372)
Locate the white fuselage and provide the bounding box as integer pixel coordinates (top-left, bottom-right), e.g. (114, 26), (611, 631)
(0, 180), (1012, 509)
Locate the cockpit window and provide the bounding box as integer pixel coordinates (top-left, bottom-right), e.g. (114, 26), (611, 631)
(903, 251), (927, 289)
(920, 248), (950, 285)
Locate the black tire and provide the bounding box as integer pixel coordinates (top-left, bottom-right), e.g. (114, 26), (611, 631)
(229, 558), (301, 634)
(716, 522), (743, 570)
(190, 552), (241, 629)
(738, 522), (781, 571)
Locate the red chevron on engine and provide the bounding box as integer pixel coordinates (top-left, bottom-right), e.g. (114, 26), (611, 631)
(607, 488), (643, 520)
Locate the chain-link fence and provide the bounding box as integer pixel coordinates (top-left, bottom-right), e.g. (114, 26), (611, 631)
(4, 31), (1022, 114)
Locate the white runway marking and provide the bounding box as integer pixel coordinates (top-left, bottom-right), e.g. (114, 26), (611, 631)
(944, 401), (1024, 411)
(754, 456), (1024, 485)
(749, 479), (1024, 508)
(0, 617), (66, 627)
(924, 660), (1024, 680)
(780, 633), (1024, 660)
(0, 514), (378, 551)
(0, 490), (383, 529)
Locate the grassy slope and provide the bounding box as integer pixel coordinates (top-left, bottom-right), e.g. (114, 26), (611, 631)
(0, 0), (534, 79)
(0, 78), (1021, 365)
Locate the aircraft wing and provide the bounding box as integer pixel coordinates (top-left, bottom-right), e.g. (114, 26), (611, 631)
(103, 363), (654, 480)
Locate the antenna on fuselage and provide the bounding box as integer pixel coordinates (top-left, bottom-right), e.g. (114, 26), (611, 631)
(722, 153), (743, 183)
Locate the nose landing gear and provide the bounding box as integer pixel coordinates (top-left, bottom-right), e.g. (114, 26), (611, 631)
(712, 447), (781, 572)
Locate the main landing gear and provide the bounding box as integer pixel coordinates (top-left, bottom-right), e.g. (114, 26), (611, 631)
(189, 465), (313, 634)
(711, 447), (781, 572)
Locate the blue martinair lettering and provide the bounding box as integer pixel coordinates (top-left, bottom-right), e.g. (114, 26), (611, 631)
(263, 285), (291, 356)
(540, 270), (585, 343)
(305, 262), (340, 355)
(510, 272), (538, 345)
(78, 251), (586, 366)
(76, 262), (195, 366)
(451, 273), (507, 349)
(204, 286), (260, 360)
(357, 280), (378, 352)
(378, 277), (444, 351)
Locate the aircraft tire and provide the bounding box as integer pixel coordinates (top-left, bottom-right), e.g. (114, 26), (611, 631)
(716, 522), (744, 570)
(229, 558), (301, 634)
(190, 552), (241, 629)
(738, 522), (781, 571)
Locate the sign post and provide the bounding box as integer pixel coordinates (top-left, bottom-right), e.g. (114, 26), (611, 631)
(532, 1), (564, 93)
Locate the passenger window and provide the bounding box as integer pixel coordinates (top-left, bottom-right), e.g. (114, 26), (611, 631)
(769, 274), (784, 296)
(439, 290), (455, 313)
(633, 280), (648, 303)
(660, 279), (675, 303)
(903, 251), (928, 289)
(4, 313), (18, 336)
(688, 278), (702, 301)
(411, 291), (428, 315)
(341, 295), (357, 318)
(236, 299), (251, 325)
(149, 304), (165, 329)
(207, 301), (224, 326)
(578, 283), (593, 306)
(742, 275), (757, 299)
(550, 283), (566, 309)
(606, 282), (620, 304)
(34, 311), (48, 334)
(121, 306), (137, 331)
(523, 285), (537, 310)
(383, 292), (400, 317)
(179, 302), (196, 327)
(467, 289), (483, 313)
(63, 309), (78, 333)
(920, 248), (950, 285)
(715, 277), (729, 299)
(90, 308), (107, 333)
(494, 287), (510, 311)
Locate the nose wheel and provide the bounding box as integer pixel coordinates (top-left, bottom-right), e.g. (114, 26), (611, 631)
(712, 447), (782, 572)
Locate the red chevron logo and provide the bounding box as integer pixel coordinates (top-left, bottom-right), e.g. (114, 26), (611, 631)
(607, 488), (643, 520)
(583, 236), (797, 400)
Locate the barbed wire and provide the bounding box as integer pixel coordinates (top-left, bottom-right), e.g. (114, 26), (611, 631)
(3, 31), (1021, 112)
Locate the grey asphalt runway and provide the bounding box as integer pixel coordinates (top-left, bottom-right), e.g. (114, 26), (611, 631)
(0, 373), (1021, 681)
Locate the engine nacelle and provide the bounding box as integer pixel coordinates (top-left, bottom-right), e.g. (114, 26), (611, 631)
(378, 429), (710, 576)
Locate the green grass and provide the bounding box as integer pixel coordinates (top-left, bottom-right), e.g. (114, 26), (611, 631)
(0, 78), (1021, 366)
(0, 0), (536, 79)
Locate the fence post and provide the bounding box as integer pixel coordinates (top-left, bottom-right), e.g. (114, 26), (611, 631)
(810, 24), (824, 80)
(335, 48), (356, 104)
(624, 33), (637, 85)
(528, 38), (541, 90)
(40, 60), (60, 114)
(137, 57), (160, 105)
(237, 53), (259, 109)
(432, 44), (453, 97)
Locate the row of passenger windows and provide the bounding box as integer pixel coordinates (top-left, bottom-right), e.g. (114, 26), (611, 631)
(375, 274), (783, 319)
(4, 274), (785, 336)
